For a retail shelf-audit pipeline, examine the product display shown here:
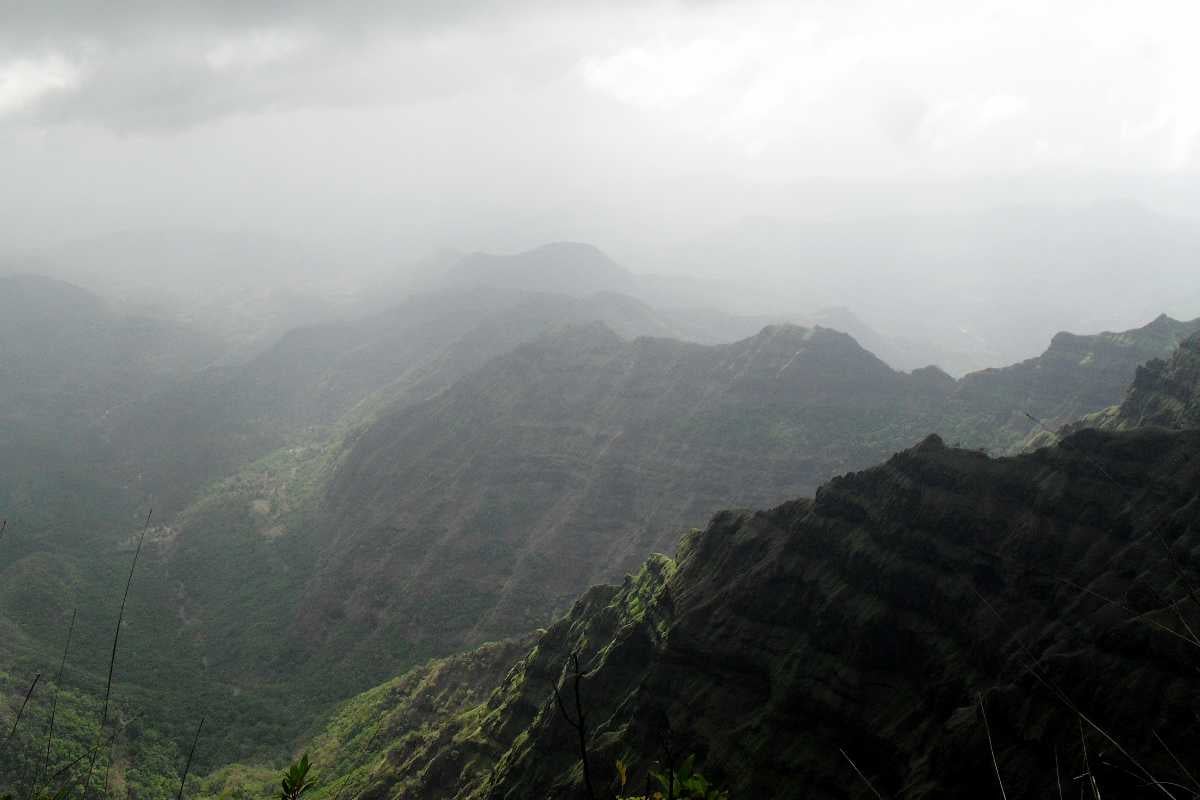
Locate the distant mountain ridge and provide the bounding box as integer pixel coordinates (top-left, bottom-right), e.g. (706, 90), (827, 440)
(102, 287), (686, 514)
(0, 273), (219, 527)
(227, 312), (1200, 697)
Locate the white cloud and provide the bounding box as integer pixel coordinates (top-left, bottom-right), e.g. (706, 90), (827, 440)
(978, 95), (1029, 126)
(570, 0), (1200, 177)
(0, 54), (80, 116)
(580, 36), (757, 110)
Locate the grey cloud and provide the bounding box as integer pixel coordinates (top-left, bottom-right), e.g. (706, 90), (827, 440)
(21, 42), (351, 131)
(0, 1), (534, 44)
(1, 2), (586, 130)
(0, 0), (675, 131)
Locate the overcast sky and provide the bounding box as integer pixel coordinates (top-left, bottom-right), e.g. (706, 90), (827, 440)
(2, 0), (1199, 260)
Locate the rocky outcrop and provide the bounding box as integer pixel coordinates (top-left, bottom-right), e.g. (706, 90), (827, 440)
(949, 313), (1200, 449)
(1037, 330), (1200, 446)
(1107, 331), (1200, 430)
(478, 427), (1200, 798)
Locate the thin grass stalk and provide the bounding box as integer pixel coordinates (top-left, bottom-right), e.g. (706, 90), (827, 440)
(175, 716), (204, 800)
(47, 712), (141, 799)
(1054, 746), (1063, 800)
(1080, 717), (1101, 800)
(81, 509), (152, 799)
(838, 748), (884, 800)
(977, 693), (1008, 800)
(33, 609), (78, 800)
(3, 673), (42, 754)
(101, 509), (152, 729)
(1152, 732), (1200, 794)
(971, 586), (1178, 799)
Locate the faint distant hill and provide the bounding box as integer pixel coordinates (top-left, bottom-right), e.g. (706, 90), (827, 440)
(435, 241), (637, 297)
(0, 274), (220, 647)
(31, 229), (356, 356)
(653, 200), (1200, 369)
(0, 273), (218, 498)
(423, 243), (909, 364)
(103, 287), (686, 514)
(0, 273), (219, 431)
(423, 241), (1007, 374)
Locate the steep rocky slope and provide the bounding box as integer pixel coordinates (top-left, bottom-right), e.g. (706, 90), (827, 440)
(947, 312), (1200, 449)
(1114, 330), (1200, 428)
(297, 424), (1200, 799)
(1094, 330), (1200, 431)
(274, 314), (1198, 690)
(1036, 330), (1200, 444)
(295, 324), (953, 679)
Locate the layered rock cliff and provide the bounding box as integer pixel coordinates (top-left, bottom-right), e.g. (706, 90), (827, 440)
(1104, 330), (1200, 430)
(1042, 330), (1200, 442)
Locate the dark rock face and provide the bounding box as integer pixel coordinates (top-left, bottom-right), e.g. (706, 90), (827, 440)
(1112, 332), (1200, 430)
(476, 427), (1200, 799)
(1048, 331), (1200, 444)
(308, 424), (1200, 799)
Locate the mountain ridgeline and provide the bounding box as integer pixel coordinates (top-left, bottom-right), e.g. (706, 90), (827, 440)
(2, 245), (1199, 799)
(268, 331), (1200, 800)
(270, 314), (1199, 685)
